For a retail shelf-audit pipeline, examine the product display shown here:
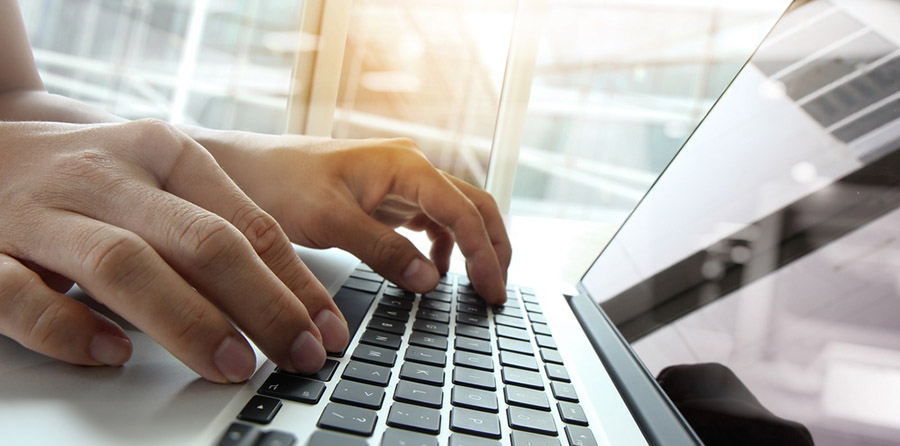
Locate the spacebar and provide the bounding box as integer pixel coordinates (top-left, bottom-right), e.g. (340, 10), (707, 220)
(331, 287), (378, 355)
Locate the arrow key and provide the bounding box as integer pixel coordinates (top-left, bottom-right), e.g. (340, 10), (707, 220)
(237, 395), (282, 425)
(330, 379), (385, 410)
(564, 426), (598, 446)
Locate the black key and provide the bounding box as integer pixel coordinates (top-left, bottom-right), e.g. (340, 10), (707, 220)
(217, 422), (259, 446)
(550, 382), (578, 402)
(275, 358), (339, 382)
(383, 287), (416, 299)
(449, 433), (501, 446)
(257, 431), (297, 446)
(367, 316), (407, 335)
(501, 368), (543, 390)
(419, 299), (451, 313)
(374, 306), (411, 323)
(504, 385), (550, 411)
(413, 319), (450, 336)
(457, 276), (471, 286)
(456, 324), (491, 341)
(394, 380), (443, 408)
(331, 379), (385, 409)
(540, 348), (564, 365)
(360, 329), (402, 350)
(386, 402), (441, 434)
(545, 364), (570, 382)
(318, 402), (378, 436)
(510, 431), (560, 446)
(453, 351), (493, 371)
(498, 338), (534, 356)
(451, 386), (498, 413)
(457, 294), (486, 307)
(381, 428), (438, 446)
(238, 395), (282, 424)
(501, 297), (521, 309)
(416, 308), (451, 324)
(508, 406), (558, 436)
(307, 429), (367, 446)
(350, 269), (383, 283)
(439, 275), (454, 285)
(525, 303), (543, 314)
(423, 291), (452, 303)
(450, 407), (502, 439)
(453, 367), (496, 391)
(496, 325), (529, 342)
(332, 288), (378, 356)
(457, 303), (487, 317)
(529, 313), (547, 324)
(495, 314), (526, 329)
(400, 362), (445, 386)
(342, 360), (392, 386)
(494, 306), (522, 318)
(405, 346), (447, 367)
(380, 296), (414, 311)
(358, 263), (375, 272)
(500, 351), (539, 371)
(531, 323), (551, 336)
(409, 331), (449, 351)
(344, 277), (382, 294)
(557, 402), (588, 426)
(259, 373), (325, 404)
(456, 313), (489, 328)
(352, 344), (397, 367)
(455, 337), (492, 355)
(434, 283), (454, 293)
(565, 426), (598, 446)
(535, 335), (556, 349)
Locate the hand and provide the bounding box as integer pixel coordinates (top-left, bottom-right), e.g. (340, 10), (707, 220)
(0, 119), (349, 382)
(212, 134), (512, 304)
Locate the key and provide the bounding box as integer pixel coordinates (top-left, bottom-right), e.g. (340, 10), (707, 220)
(457, 294), (486, 307)
(531, 323), (551, 336)
(457, 303), (488, 317)
(237, 395), (282, 424)
(529, 313), (547, 324)
(510, 431), (560, 446)
(381, 428), (438, 446)
(449, 433), (500, 446)
(456, 324), (491, 341)
(550, 382), (578, 402)
(380, 296), (413, 311)
(496, 325), (529, 342)
(413, 319), (450, 337)
(344, 277), (382, 294)
(405, 346), (447, 367)
(453, 351), (493, 371)
(525, 303), (542, 314)
(451, 386), (498, 413)
(409, 331), (449, 351)
(307, 429), (368, 446)
(416, 308), (450, 324)
(383, 287), (416, 299)
(360, 329), (402, 350)
(545, 364), (570, 382)
(494, 306), (522, 318)
(386, 402), (441, 434)
(494, 314), (526, 329)
(332, 288), (378, 357)
(450, 407), (502, 439)
(540, 348), (564, 365)
(498, 338), (534, 356)
(434, 283), (453, 293)
(500, 351), (539, 371)
(456, 313), (489, 328)
(455, 337), (492, 355)
(400, 362), (445, 386)
(520, 293), (539, 304)
(565, 426), (598, 446)
(504, 385), (550, 411)
(557, 402), (588, 426)
(352, 344), (397, 367)
(259, 373), (325, 404)
(350, 270), (383, 283)
(535, 335), (557, 349)
(217, 423), (259, 446)
(453, 367), (496, 391)
(501, 368), (544, 390)
(367, 317), (407, 336)
(331, 380), (385, 410)
(342, 360), (391, 387)
(423, 291), (453, 303)
(394, 380), (443, 408)
(439, 275), (454, 285)
(275, 358), (339, 382)
(419, 299), (451, 313)
(374, 306), (410, 323)
(508, 406), (558, 436)
(317, 402), (378, 436)
(256, 431), (296, 446)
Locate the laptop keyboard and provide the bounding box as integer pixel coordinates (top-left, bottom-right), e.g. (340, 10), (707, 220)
(217, 264), (599, 446)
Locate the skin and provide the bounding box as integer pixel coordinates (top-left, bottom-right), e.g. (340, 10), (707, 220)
(0, 0), (510, 383)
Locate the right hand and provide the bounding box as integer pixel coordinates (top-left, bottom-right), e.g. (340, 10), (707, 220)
(0, 119), (349, 383)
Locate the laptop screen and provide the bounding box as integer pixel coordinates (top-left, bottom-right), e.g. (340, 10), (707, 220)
(579, 0), (900, 444)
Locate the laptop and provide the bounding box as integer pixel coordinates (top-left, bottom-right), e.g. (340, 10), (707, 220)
(2, 0), (898, 444)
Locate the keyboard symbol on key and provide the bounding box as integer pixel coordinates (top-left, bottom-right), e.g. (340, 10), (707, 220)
(369, 351), (382, 358)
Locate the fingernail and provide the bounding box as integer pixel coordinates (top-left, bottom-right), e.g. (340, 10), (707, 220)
(290, 330), (326, 374)
(214, 336), (255, 382)
(403, 258), (439, 291)
(89, 332), (132, 366)
(314, 310), (349, 353)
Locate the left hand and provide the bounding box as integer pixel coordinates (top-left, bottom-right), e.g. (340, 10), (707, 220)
(211, 134), (511, 304)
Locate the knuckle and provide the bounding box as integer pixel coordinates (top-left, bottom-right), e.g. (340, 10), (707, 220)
(370, 230), (407, 265)
(81, 228), (151, 292)
(168, 296), (210, 347)
(233, 204), (286, 261)
(24, 298), (68, 352)
(0, 260), (37, 303)
(181, 214), (244, 274)
(130, 118), (180, 146)
(255, 292), (295, 338)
